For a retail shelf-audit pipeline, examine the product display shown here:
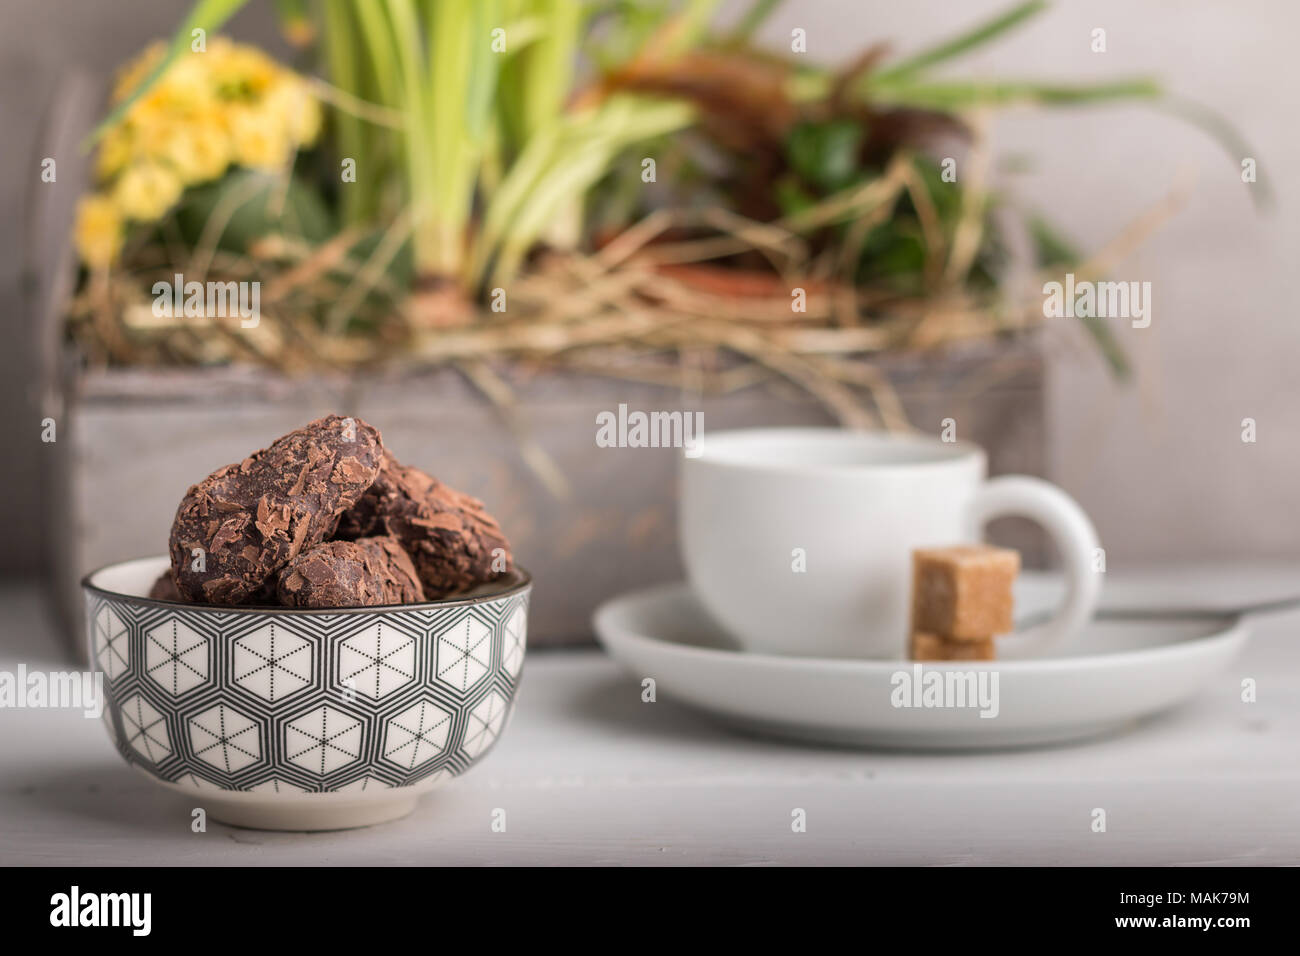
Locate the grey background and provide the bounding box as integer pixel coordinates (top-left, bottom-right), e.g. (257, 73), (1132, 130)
(3, 0), (1296, 578)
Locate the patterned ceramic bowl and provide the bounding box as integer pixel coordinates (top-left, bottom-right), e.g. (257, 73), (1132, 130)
(84, 555), (529, 830)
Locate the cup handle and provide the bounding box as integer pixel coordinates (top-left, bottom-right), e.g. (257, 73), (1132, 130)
(967, 475), (1101, 655)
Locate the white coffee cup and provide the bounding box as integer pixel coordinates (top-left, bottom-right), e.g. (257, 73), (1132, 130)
(679, 428), (1101, 659)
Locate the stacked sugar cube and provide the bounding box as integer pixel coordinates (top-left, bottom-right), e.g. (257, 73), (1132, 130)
(909, 545), (1020, 660)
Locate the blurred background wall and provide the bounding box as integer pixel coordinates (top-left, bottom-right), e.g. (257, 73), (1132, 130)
(2, 0), (1295, 578)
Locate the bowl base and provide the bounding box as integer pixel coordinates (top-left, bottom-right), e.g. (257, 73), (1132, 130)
(139, 770), (427, 831)
(204, 792), (421, 831)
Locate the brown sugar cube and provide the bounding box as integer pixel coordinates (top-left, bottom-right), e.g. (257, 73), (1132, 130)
(909, 632), (996, 661)
(912, 545), (1020, 640)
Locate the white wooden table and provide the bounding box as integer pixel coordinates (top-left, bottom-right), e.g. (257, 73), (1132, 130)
(2, 566), (1298, 865)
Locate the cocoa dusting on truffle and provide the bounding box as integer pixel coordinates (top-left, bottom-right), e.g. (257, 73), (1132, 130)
(337, 451), (512, 598)
(276, 536), (425, 608)
(168, 415), (383, 604)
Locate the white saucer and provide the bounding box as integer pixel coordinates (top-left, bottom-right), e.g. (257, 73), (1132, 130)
(592, 577), (1249, 750)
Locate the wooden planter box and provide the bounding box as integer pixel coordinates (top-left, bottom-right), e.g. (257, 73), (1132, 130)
(46, 343), (1047, 658)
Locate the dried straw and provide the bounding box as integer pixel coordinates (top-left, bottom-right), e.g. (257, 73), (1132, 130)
(67, 161), (1187, 434)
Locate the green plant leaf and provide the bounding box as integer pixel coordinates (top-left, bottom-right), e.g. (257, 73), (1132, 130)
(868, 78), (1161, 110)
(1156, 97), (1272, 210)
(723, 0), (784, 47)
(1027, 213), (1079, 267)
(872, 0), (1048, 85)
(774, 175), (817, 218)
(474, 95), (694, 286)
(786, 119), (865, 194)
(1076, 314), (1131, 380)
(1029, 214), (1130, 379)
(173, 169), (335, 251)
(497, 0), (582, 157)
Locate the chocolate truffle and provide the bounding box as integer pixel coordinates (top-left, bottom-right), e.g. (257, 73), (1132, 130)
(277, 536), (425, 608)
(168, 415), (383, 604)
(337, 452), (512, 598)
(148, 570), (181, 602)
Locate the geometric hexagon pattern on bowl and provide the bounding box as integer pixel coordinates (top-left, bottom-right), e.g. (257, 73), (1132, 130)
(462, 690), (510, 759)
(121, 693), (170, 762)
(383, 698), (453, 771)
(247, 778), (307, 795)
(190, 703), (262, 774)
(95, 604), (131, 680)
(435, 614), (493, 693)
(87, 579), (528, 795)
(338, 621), (416, 701)
(145, 618), (209, 696)
(232, 623), (313, 703)
(502, 605), (526, 678)
(286, 705), (364, 776)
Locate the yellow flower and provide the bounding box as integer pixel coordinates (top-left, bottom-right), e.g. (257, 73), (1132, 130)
(139, 56), (214, 118)
(296, 94), (323, 147)
(97, 37), (320, 195)
(112, 161), (183, 221)
(111, 41), (165, 104)
(122, 104), (173, 163)
(74, 195), (123, 268)
(209, 41), (281, 100)
(265, 78), (322, 147)
(159, 114), (232, 184)
(227, 105), (291, 170)
(94, 126), (134, 182)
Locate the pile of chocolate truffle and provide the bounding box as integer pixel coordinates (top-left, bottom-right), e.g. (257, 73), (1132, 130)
(150, 415), (513, 608)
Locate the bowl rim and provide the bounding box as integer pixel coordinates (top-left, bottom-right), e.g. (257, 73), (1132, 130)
(82, 555), (531, 615)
